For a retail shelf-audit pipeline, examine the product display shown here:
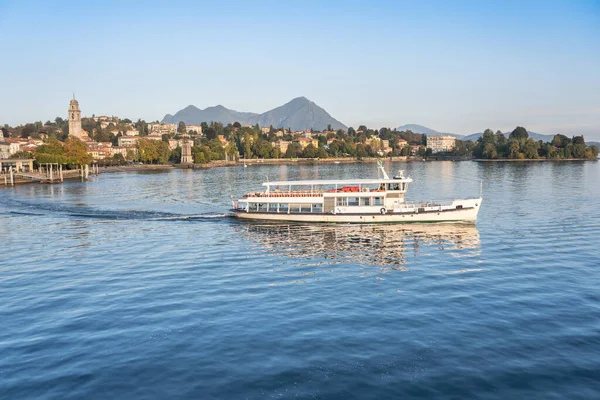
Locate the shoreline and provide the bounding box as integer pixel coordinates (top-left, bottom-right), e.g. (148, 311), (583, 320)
(473, 158), (596, 162)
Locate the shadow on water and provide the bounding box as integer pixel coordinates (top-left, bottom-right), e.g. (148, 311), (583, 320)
(234, 222), (480, 268)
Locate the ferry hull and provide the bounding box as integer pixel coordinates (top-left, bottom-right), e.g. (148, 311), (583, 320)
(232, 199), (482, 224)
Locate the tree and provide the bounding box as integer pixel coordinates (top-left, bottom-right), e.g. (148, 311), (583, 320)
(63, 137), (93, 165)
(327, 123), (332, 131)
(205, 127), (217, 140)
(523, 139), (539, 159)
(285, 143), (299, 158)
(507, 139), (521, 158)
(303, 143), (318, 158)
(233, 121), (241, 128)
(482, 143), (498, 159)
(177, 121), (187, 134)
(10, 150), (33, 159)
(509, 126), (529, 141)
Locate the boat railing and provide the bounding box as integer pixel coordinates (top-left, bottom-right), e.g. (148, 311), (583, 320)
(243, 191), (325, 198)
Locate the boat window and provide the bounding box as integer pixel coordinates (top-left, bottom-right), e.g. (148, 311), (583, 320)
(258, 203), (268, 212)
(348, 197), (359, 206)
(312, 204), (323, 213)
(373, 197), (383, 206)
(387, 183), (400, 191)
(402, 183), (406, 191)
(279, 203), (289, 213)
(249, 203), (258, 212)
(290, 204), (301, 213)
(268, 203), (278, 212)
(360, 197), (371, 206)
(336, 197), (348, 206)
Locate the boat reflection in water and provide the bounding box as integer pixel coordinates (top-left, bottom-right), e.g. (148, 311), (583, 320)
(236, 222), (480, 269)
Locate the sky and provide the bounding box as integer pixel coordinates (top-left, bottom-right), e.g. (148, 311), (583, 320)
(0, 0), (599, 139)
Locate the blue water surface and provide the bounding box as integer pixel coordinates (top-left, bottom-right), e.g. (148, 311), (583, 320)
(1, 161), (599, 399)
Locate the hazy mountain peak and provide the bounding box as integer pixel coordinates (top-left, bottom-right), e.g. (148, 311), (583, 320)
(161, 97), (346, 131)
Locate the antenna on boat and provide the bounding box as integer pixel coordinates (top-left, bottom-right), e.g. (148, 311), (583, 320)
(377, 159), (389, 180)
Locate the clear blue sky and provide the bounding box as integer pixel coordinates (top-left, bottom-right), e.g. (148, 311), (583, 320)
(1, 0), (599, 139)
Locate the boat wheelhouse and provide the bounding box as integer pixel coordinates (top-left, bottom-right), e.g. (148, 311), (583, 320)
(232, 162), (482, 224)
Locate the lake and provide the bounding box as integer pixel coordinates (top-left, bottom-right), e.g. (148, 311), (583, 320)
(1, 160), (599, 399)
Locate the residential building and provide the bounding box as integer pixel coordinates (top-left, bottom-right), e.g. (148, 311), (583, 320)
(217, 135), (229, 147)
(295, 137), (319, 150)
(276, 141), (291, 154)
(0, 142), (10, 159)
(261, 127), (270, 134)
(117, 136), (139, 146)
(148, 123), (176, 135)
(125, 129), (139, 136)
(187, 124), (202, 135)
(427, 135), (456, 153)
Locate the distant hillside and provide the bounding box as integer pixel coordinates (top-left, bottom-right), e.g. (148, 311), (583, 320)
(162, 97), (347, 131)
(589, 141), (600, 148)
(395, 124), (464, 139)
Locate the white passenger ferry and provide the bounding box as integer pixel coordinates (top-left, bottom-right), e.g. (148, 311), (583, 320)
(232, 162), (482, 224)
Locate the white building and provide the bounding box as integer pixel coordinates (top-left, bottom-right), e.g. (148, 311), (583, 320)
(187, 124), (202, 135)
(427, 135), (456, 153)
(117, 136), (139, 146)
(148, 123), (176, 135)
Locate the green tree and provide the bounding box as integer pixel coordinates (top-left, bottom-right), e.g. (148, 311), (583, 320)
(483, 143), (498, 159)
(509, 126), (529, 141)
(302, 143), (318, 158)
(205, 127), (217, 140)
(523, 139), (539, 159)
(63, 137), (93, 165)
(177, 121), (187, 134)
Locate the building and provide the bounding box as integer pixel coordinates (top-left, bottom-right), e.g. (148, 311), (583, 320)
(125, 129), (139, 136)
(0, 142), (10, 159)
(217, 135), (229, 147)
(187, 124), (202, 135)
(68, 95), (82, 139)
(0, 159), (34, 173)
(148, 123), (176, 135)
(295, 137), (319, 150)
(261, 127), (270, 134)
(181, 140), (193, 164)
(276, 141), (291, 154)
(117, 136), (139, 146)
(427, 135), (456, 153)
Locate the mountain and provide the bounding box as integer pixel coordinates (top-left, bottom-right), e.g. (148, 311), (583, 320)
(161, 105), (259, 126)
(161, 97), (347, 131)
(395, 124), (464, 138)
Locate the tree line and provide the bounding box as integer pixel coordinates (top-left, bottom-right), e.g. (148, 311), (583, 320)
(470, 127), (598, 160)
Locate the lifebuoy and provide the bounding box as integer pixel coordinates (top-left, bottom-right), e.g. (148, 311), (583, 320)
(380, 207), (386, 215)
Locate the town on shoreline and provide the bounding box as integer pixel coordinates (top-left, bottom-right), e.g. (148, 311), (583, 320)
(1, 98), (598, 183)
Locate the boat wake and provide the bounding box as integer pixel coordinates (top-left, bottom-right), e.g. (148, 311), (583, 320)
(2, 197), (232, 222)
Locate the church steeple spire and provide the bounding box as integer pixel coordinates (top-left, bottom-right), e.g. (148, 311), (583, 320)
(68, 96), (82, 139)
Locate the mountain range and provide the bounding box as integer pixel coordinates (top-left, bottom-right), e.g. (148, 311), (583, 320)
(162, 97), (347, 131)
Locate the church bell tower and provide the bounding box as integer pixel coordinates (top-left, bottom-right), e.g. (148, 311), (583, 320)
(68, 95), (82, 139)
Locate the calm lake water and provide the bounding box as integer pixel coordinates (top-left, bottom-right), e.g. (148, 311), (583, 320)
(1, 161), (599, 399)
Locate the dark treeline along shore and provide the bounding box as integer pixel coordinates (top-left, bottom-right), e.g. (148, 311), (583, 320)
(2, 119), (598, 169)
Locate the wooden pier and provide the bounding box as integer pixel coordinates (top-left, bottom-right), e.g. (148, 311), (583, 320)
(1, 161), (100, 186)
